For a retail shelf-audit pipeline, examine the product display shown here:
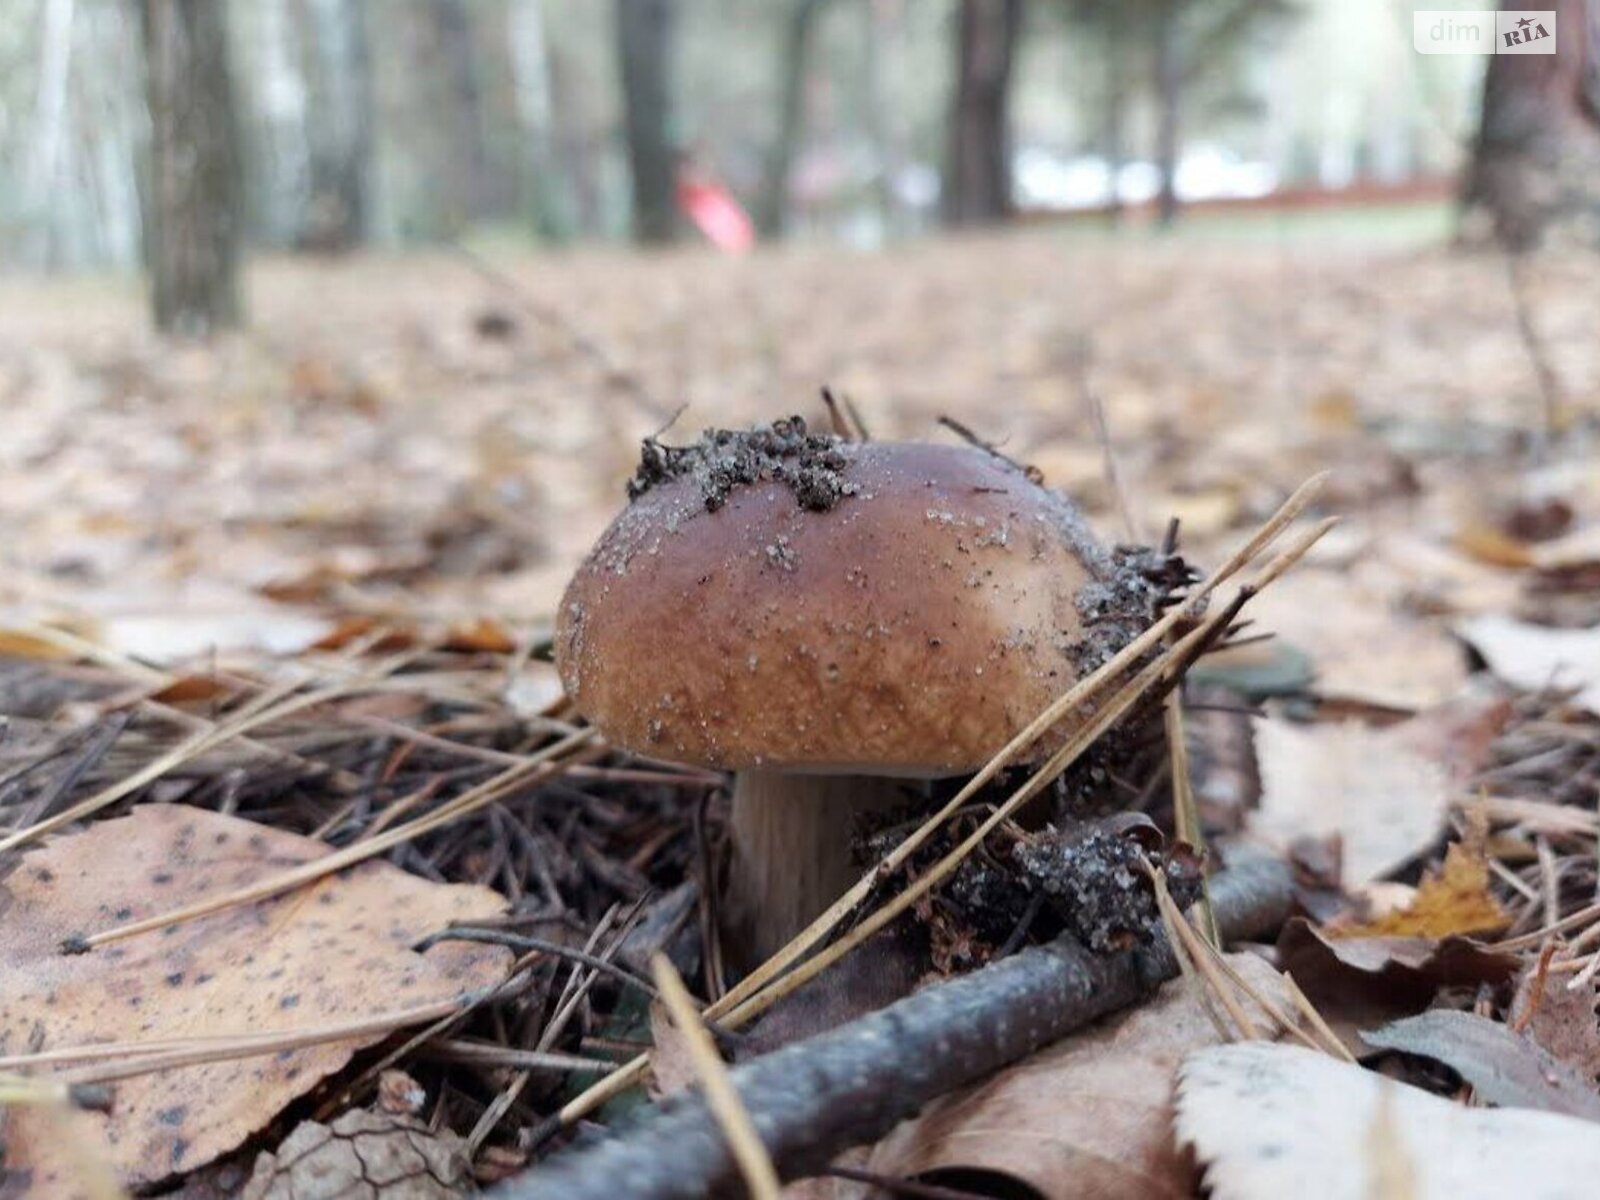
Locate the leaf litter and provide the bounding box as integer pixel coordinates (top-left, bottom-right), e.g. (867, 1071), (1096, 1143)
(2, 238), (1600, 1195)
(0, 805), (509, 1193)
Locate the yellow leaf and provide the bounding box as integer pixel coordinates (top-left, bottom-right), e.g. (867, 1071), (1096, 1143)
(1332, 843), (1509, 939)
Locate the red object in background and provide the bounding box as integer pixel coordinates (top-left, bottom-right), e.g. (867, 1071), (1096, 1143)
(677, 173), (755, 253)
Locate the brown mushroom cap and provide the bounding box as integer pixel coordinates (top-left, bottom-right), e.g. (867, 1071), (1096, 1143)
(556, 438), (1119, 775)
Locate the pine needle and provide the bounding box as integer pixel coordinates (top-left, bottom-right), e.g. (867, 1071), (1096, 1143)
(650, 954), (780, 1200)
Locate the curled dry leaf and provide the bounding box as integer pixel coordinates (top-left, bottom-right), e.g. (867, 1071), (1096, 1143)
(240, 1110), (470, 1200)
(0, 805), (509, 1195)
(1362, 1010), (1600, 1122)
(851, 953), (1299, 1200)
(1331, 844), (1509, 939)
(1457, 614), (1600, 714)
(1178, 1042), (1600, 1200)
(1276, 919), (1519, 1056)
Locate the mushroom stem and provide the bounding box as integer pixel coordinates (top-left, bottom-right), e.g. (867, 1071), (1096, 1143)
(723, 770), (914, 969)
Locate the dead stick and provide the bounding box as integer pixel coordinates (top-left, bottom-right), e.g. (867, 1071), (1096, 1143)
(502, 853), (1291, 1200)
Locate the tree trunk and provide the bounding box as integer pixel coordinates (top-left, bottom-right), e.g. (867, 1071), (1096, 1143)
(616, 0), (678, 244)
(298, 0), (372, 251)
(1101, 1), (1127, 226)
(942, 0), (1021, 227)
(757, 0), (830, 240)
(26, 0), (75, 267)
(1463, 0), (1600, 250)
(430, 0), (492, 226)
(139, 0), (242, 336)
(1153, 0), (1182, 229)
(509, 0), (573, 241)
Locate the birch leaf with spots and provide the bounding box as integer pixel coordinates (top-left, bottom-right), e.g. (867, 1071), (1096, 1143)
(0, 805), (508, 1196)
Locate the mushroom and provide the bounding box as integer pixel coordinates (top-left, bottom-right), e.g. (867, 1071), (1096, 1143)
(555, 418), (1150, 966)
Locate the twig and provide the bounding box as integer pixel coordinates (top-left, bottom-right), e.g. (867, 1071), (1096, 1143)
(506, 855), (1292, 1199)
(421, 1041), (613, 1075)
(936, 415), (1042, 483)
(416, 928), (659, 1001)
(650, 954), (781, 1200)
(1504, 250), (1564, 449)
(1164, 693), (1220, 946)
(1075, 333), (1141, 543)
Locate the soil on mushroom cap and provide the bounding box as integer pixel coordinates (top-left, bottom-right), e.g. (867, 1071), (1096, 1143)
(627, 415), (859, 513)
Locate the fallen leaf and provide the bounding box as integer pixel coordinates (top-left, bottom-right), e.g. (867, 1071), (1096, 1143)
(240, 1110), (469, 1199)
(1276, 920), (1518, 1056)
(1251, 718), (1450, 887)
(855, 954), (1299, 1200)
(1458, 615), (1600, 713)
(646, 999), (699, 1100)
(1509, 969), (1600, 1087)
(0, 805), (509, 1194)
(1178, 1042), (1600, 1199)
(0, 629), (76, 661)
(1454, 523), (1534, 569)
(1362, 1010), (1600, 1122)
(1332, 843), (1509, 939)
(1243, 570), (1467, 711)
(101, 610), (336, 665)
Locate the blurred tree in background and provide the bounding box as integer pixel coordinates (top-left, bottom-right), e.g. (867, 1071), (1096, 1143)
(616, 0), (678, 243)
(943, 0), (1022, 226)
(139, 0), (241, 334)
(1464, 0), (1600, 249)
(0, 0), (1571, 333)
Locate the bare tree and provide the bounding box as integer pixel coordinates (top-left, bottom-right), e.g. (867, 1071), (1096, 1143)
(140, 0), (242, 335)
(1464, 0), (1600, 249)
(943, 0), (1022, 227)
(431, 0), (493, 226)
(297, 0), (372, 251)
(616, 0), (678, 244)
(1152, 0), (1180, 227)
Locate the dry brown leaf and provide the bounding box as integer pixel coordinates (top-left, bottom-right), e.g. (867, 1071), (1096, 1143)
(1453, 523), (1534, 569)
(1510, 969), (1600, 1087)
(1251, 717), (1450, 887)
(0, 805), (509, 1194)
(1457, 615), (1600, 713)
(239, 1110), (469, 1200)
(1331, 844), (1509, 939)
(1276, 919), (1519, 1057)
(646, 999), (699, 1101)
(852, 954), (1299, 1200)
(0, 629), (76, 662)
(1178, 1042), (1600, 1199)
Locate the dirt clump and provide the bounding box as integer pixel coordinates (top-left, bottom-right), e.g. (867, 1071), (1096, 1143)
(627, 415), (859, 512)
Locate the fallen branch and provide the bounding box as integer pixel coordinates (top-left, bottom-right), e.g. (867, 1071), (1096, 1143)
(503, 853), (1292, 1200)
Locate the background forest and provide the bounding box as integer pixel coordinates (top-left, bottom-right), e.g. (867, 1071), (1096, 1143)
(3, 3), (1600, 1200)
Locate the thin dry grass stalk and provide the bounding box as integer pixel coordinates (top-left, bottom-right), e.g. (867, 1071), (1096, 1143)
(0, 637), (426, 853)
(650, 953), (781, 1200)
(70, 726), (598, 950)
(558, 479), (1333, 1126)
(1165, 693), (1220, 946)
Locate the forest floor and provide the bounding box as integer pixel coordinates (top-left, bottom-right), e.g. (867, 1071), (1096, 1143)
(2, 228), (1600, 1198)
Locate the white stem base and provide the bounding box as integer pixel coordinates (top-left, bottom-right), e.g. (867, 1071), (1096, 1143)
(723, 771), (914, 969)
